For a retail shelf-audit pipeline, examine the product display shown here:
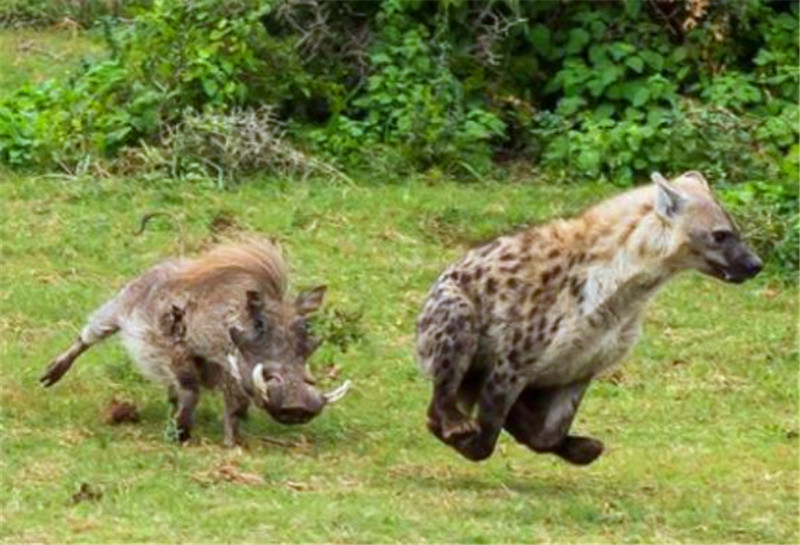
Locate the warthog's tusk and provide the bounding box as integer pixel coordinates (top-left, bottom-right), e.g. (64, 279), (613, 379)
(226, 353), (242, 383)
(252, 364), (269, 401)
(323, 380), (351, 404)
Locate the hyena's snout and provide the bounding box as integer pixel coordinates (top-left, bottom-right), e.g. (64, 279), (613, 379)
(719, 244), (763, 284)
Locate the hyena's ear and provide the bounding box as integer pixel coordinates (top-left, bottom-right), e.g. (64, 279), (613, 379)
(652, 172), (688, 222)
(295, 285), (327, 316)
(680, 170), (710, 189)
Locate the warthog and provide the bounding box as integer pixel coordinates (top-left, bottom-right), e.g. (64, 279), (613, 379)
(40, 238), (351, 445)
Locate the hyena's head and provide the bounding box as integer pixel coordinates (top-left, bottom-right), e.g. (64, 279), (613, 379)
(653, 171), (762, 284)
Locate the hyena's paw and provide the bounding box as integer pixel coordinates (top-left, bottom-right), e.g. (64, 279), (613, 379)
(427, 412), (479, 445)
(555, 436), (604, 466)
(452, 430), (495, 462)
(441, 417), (479, 443)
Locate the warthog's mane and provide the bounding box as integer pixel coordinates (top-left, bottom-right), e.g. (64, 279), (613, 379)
(174, 237), (289, 300)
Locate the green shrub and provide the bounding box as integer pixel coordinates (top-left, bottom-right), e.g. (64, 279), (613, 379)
(307, 2), (505, 174)
(0, 0), (150, 28)
(1, 0), (797, 279)
(720, 148), (800, 283)
(0, 0), (280, 170)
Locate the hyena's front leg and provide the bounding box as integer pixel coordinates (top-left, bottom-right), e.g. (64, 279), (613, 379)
(453, 366), (527, 462)
(504, 380), (603, 465)
(417, 288), (479, 445)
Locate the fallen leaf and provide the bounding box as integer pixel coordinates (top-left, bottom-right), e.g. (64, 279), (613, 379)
(103, 398), (140, 425)
(283, 480), (311, 491)
(323, 364), (341, 380)
(193, 462), (264, 486)
(70, 483), (102, 505)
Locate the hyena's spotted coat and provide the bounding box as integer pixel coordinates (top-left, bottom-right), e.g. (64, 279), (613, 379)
(417, 171), (762, 463)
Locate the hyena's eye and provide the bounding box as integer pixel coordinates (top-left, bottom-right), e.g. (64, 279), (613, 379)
(711, 230), (735, 245)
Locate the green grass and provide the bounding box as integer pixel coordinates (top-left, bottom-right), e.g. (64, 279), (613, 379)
(0, 173), (797, 544)
(0, 23), (797, 545)
(0, 26), (104, 93)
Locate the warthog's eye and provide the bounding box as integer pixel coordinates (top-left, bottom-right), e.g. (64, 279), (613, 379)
(262, 369), (281, 383)
(711, 229), (735, 245)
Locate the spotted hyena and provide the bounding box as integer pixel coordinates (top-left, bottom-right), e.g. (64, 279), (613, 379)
(417, 171), (762, 464)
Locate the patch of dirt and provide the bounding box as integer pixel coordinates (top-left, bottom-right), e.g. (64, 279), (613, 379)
(103, 398), (140, 425)
(208, 210), (243, 236)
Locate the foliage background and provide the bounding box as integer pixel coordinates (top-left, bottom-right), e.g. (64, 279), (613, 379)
(1, 0), (796, 279)
(0, 2), (797, 543)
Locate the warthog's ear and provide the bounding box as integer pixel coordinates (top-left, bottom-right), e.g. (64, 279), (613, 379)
(652, 172), (688, 222)
(244, 290), (267, 335)
(296, 285), (327, 316)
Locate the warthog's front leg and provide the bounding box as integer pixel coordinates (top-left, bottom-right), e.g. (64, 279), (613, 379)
(504, 380), (603, 465)
(171, 356), (201, 442)
(221, 379), (250, 448)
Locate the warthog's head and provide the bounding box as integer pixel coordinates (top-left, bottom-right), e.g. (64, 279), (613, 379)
(653, 171), (763, 284)
(228, 286), (350, 425)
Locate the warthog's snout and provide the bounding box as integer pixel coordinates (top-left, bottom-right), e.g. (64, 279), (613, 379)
(251, 363), (351, 425)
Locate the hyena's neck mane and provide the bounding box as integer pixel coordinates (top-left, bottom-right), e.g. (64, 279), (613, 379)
(567, 188), (678, 314)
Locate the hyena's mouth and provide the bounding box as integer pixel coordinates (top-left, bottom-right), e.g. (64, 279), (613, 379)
(705, 259), (746, 284)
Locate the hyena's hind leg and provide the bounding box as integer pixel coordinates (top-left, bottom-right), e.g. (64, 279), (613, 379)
(40, 296), (122, 387)
(417, 285), (479, 444)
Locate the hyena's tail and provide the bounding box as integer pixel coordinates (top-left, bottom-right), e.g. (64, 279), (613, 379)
(40, 296), (122, 387)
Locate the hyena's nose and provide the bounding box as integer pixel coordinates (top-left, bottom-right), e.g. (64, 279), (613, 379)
(744, 257), (763, 278)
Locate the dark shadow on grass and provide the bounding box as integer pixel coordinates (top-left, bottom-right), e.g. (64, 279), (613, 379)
(115, 399), (366, 453)
(398, 472), (597, 496)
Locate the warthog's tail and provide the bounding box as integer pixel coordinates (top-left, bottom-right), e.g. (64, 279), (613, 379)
(40, 295), (121, 387)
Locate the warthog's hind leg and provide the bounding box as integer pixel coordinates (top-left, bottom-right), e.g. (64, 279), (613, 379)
(40, 296), (122, 387)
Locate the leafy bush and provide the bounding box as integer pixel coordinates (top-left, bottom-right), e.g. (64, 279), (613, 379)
(0, 0), (796, 276)
(119, 107), (348, 185)
(721, 151), (800, 282)
(308, 3), (505, 174)
(533, 99), (798, 186)
(0, 0), (280, 170)
(0, 0), (149, 28)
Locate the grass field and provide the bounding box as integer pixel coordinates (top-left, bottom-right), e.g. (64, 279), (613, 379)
(1, 173), (798, 544)
(1, 26), (798, 545)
